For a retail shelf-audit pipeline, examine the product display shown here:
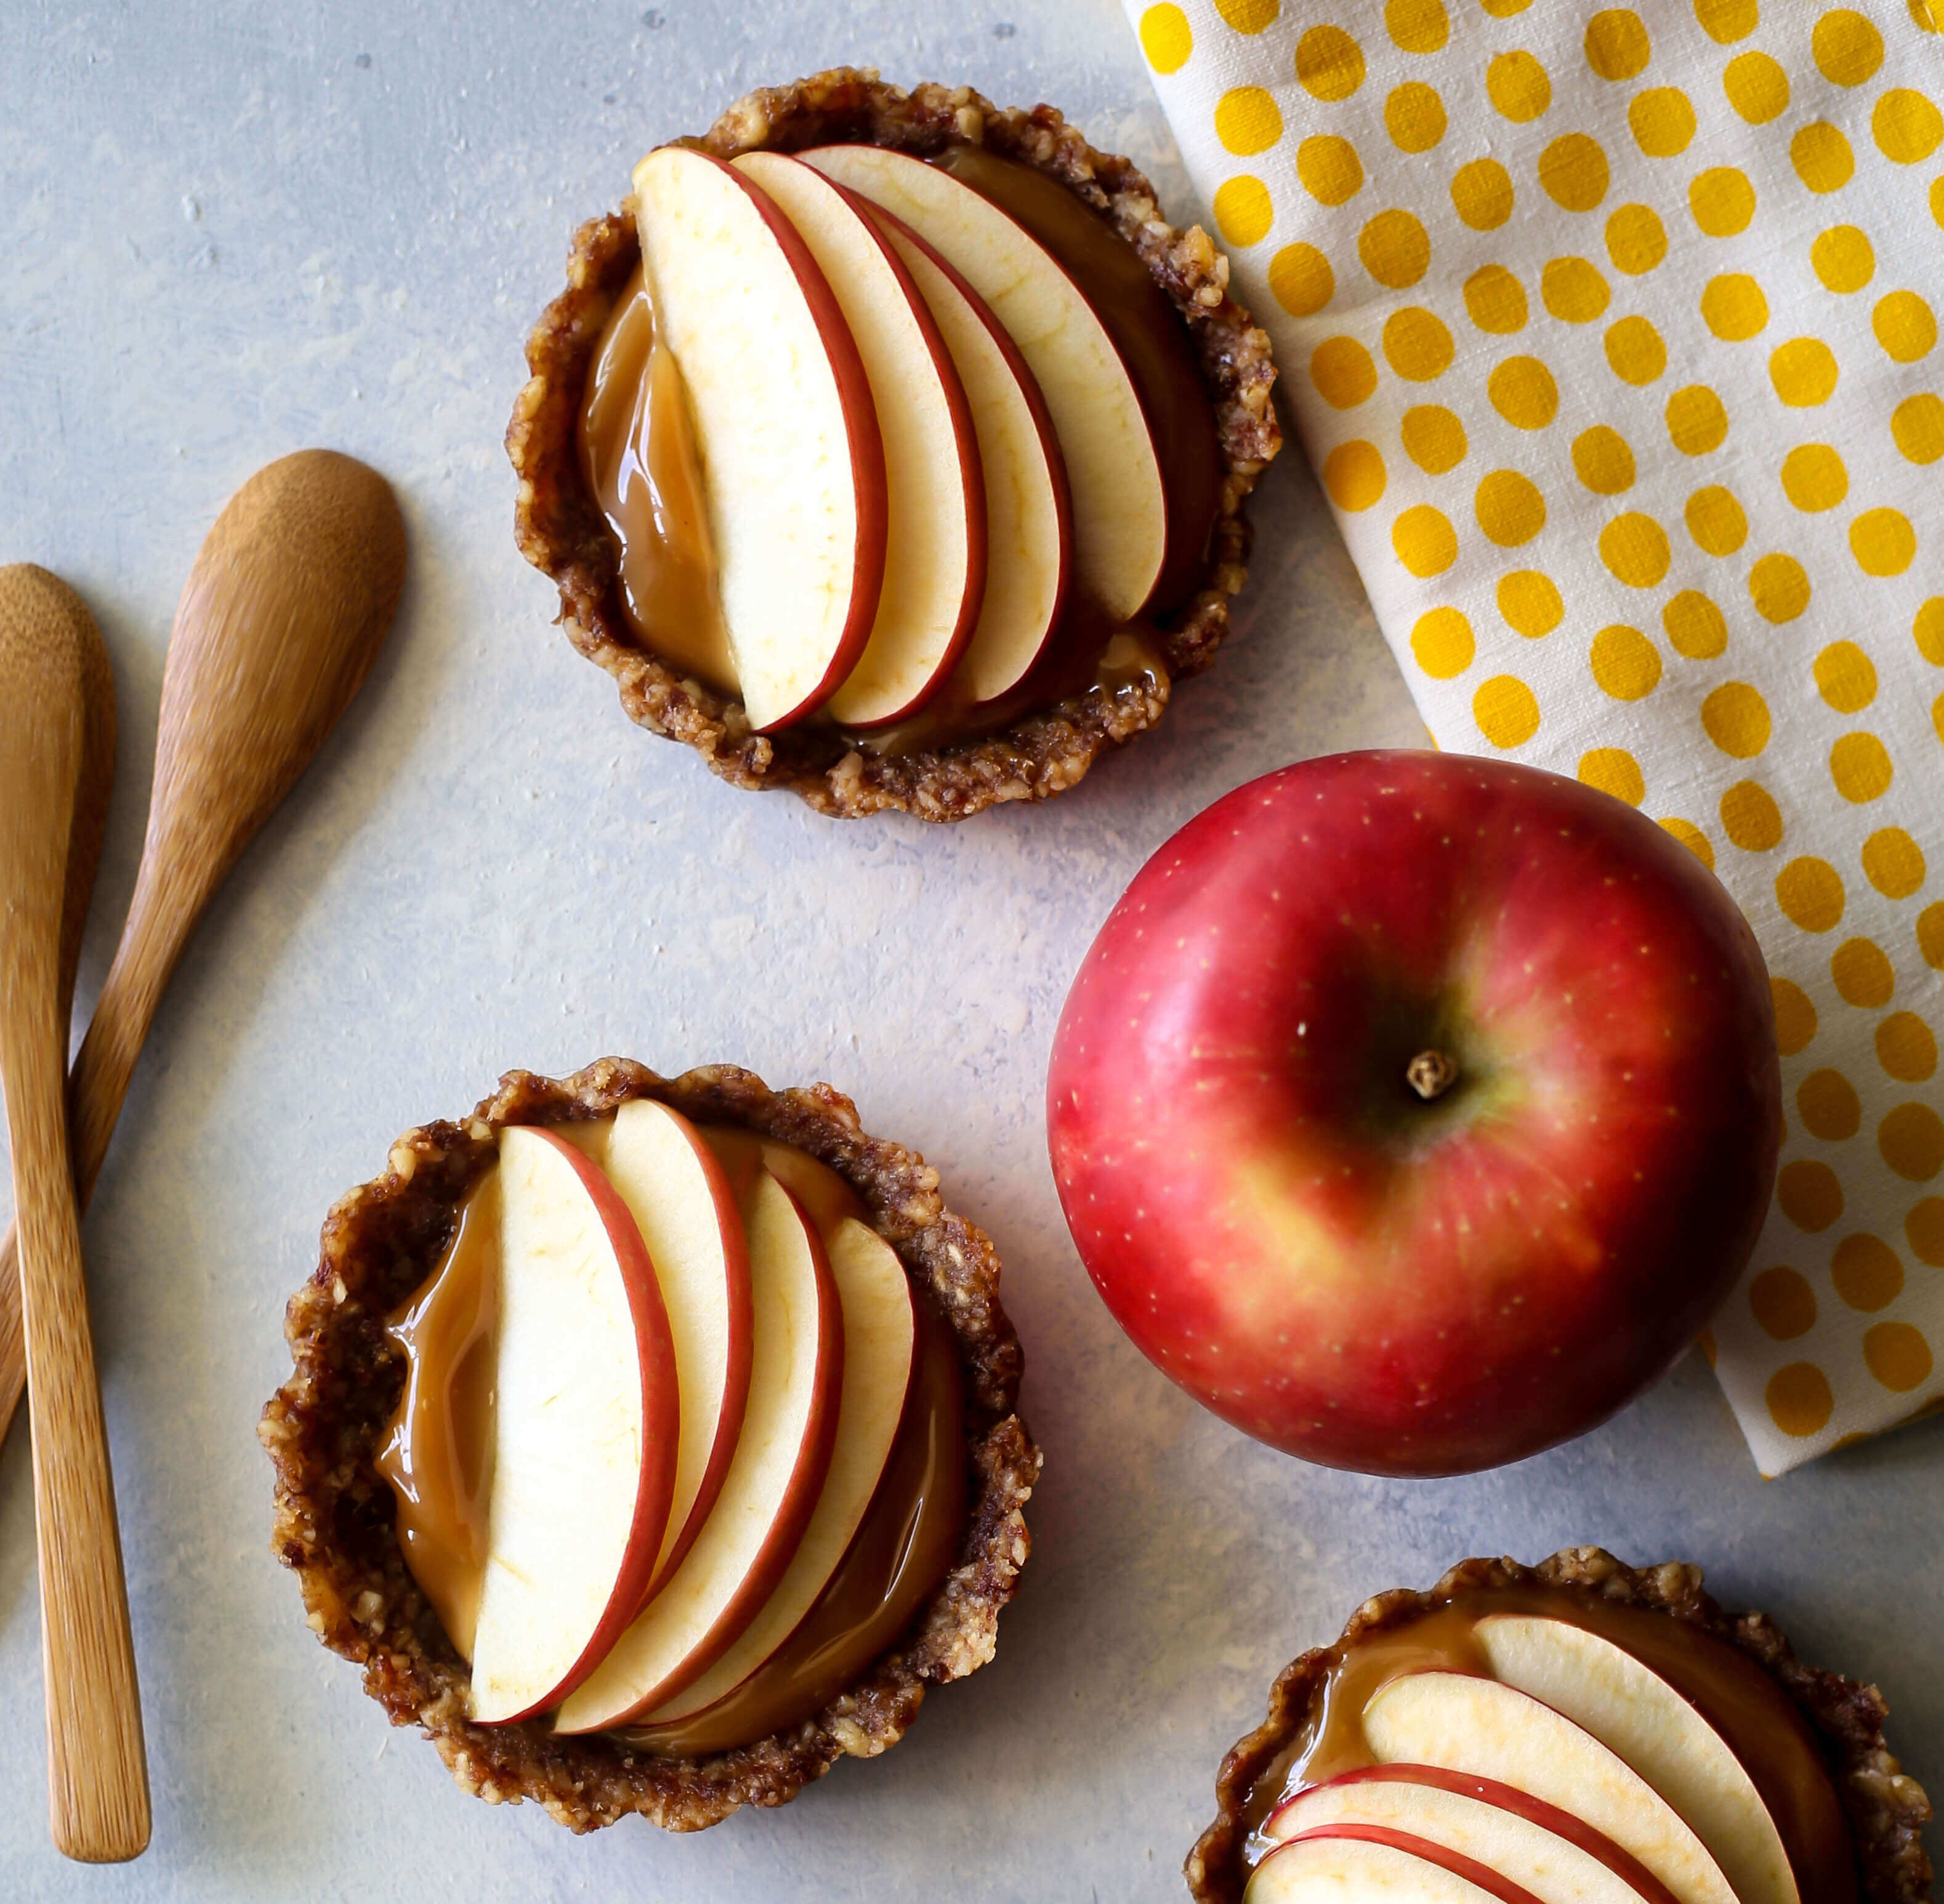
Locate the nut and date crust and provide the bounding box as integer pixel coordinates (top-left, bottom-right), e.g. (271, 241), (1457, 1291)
(260, 1058), (1040, 1833)
(506, 67), (1281, 821)
(1187, 1548), (1933, 1904)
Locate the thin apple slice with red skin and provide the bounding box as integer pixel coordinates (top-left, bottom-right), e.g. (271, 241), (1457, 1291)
(732, 151), (985, 728)
(1474, 1617), (1801, 1904)
(632, 144), (886, 732)
(1268, 1767), (1679, 1904)
(633, 1215), (917, 1728)
(801, 142), (1165, 623)
(553, 1170), (842, 1732)
(466, 1126), (680, 1725)
(1248, 1828), (1551, 1904)
(1363, 1674), (1739, 1904)
(597, 1098), (753, 1602)
(862, 201), (1071, 704)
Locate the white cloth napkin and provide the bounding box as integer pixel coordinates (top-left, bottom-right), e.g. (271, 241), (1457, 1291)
(1124, 0), (1944, 1473)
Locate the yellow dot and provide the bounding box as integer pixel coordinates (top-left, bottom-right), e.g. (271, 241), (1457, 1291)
(1488, 50), (1551, 121)
(1909, 1195), (1944, 1263)
(1573, 426), (1636, 493)
(1401, 405), (1467, 474)
(1798, 1067), (1863, 1140)
(1385, 82), (1447, 152)
(1498, 570), (1563, 637)
(1139, 4), (1193, 74)
(1383, 307), (1454, 381)
(1864, 1321), (1934, 1393)
(1778, 855), (1845, 930)
(1212, 174), (1275, 246)
(1874, 89), (1944, 164)
(1214, 0), (1279, 28)
(1591, 622), (1663, 697)
(1664, 590), (1728, 658)
(1863, 826), (1927, 898)
(1605, 203), (1668, 275)
(1770, 338), (1840, 407)
(1409, 606), (1474, 679)
(1695, 0), (1757, 42)
(1792, 123), (1856, 193)
(1702, 273), (1769, 341)
(1690, 167), (1757, 238)
(1359, 209), (1431, 289)
(1479, 0), (1530, 13)
(1543, 256), (1611, 323)
(1766, 1361), (1834, 1436)
(1310, 336), (1377, 409)
(1584, 9), (1650, 79)
(1216, 86), (1284, 156)
(1660, 817), (1716, 867)
(1881, 1102), (1944, 1180)
(1269, 243), (1334, 317)
(1781, 1160), (1847, 1233)
(1831, 732), (1894, 802)
(1833, 1233), (1905, 1308)
(1474, 674), (1541, 746)
(1297, 135), (1364, 206)
(1917, 600), (1944, 663)
(1323, 440), (1387, 512)
(1578, 746), (1645, 804)
(1724, 50), (1790, 123)
(1892, 393), (1944, 464)
(1451, 158), (1515, 230)
(1393, 504), (1458, 576)
(1464, 264), (1528, 333)
(1773, 977), (1820, 1055)
(1296, 24), (1365, 100)
(1475, 470), (1547, 546)
(1629, 87), (1697, 157)
(1539, 132), (1610, 211)
(1686, 485), (1749, 555)
(1749, 552), (1811, 623)
(1815, 639), (1877, 711)
(1721, 780), (1784, 850)
(1602, 317), (1664, 383)
(1813, 9), (1884, 87)
(1852, 508), (1918, 576)
(1387, 0), (1448, 52)
(1934, 175), (1944, 226)
(1488, 356), (1559, 429)
(1833, 936), (1896, 1006)
(1874, 290), (1938, 362)
(1663, 387), (1727, 459)
(1751, 1266), (1818, 1340)
(1781, 444), (1849, 511)
(1600, 514), (1672, 588)
(1811, 226), (1874, 294)
(1922, 901), (1944, 967)
(1879, 1010), (1938, 1081)
(1700, 681), (1770, 757)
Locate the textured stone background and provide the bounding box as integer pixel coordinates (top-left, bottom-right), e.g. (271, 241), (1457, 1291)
(0, 2), (1935, 1898)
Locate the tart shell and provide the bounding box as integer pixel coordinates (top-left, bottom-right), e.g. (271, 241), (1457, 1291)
(1188, 1547), (1932, 1904)
(260, 1058), (1040, 1833)
(506, 67), (1281, 821)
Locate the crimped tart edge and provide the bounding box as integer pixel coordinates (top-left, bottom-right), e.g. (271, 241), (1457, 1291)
(260, 1058), (1040, 1833)
(1187, 1547), (1933, 1904)
(505, 66), (1281, 821)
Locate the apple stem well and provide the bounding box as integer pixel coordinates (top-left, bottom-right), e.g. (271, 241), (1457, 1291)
(1405, 1050), (1459, 1102)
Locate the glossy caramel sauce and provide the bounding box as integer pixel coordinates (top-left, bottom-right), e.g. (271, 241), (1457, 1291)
(1240, 1586), (1856, 1904)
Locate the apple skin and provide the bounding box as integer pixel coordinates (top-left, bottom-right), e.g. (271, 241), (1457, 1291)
(1046, 751), (1781, 1477)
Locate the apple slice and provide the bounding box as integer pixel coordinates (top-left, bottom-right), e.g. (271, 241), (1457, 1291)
(1363, 1674), (1739, 1904)
(802, 143), (1165, 622)
(863, 202), (1072, 704)
(634, 1216), (918, 1727)
(1475, 1617), (1800, 1904)
(553, 1169), (842, 1732)
(632, 143), (886, 731)
(1249, 1828), (1547, 1904)
(467, 1126), (680, 1724)
(1268, 1768), (1677, 1904)
(732, 151), (985, 728)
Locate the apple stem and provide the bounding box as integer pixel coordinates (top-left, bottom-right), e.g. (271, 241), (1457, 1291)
(1405, 1050), (1459, 1101)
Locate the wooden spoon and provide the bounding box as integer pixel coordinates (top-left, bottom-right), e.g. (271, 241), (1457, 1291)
(0, 563), (147, 1861)
(0, 451), (407, 1453)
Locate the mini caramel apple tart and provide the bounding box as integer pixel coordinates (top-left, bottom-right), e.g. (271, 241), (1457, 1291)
(1190, 1550), (1932, 1904)
(261, 1060), (1038, 1831)
(507, 68), (1280, 821)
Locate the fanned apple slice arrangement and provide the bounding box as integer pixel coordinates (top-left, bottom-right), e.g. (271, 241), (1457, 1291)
(462, 1099), (918, 1730)
(631, 137), (1197, 732)
(1248, 1619), (1802, 1904)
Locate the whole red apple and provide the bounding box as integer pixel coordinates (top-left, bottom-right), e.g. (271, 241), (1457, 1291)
(1046, 751), (1781, 1476)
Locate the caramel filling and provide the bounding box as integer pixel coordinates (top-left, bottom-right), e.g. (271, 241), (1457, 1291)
(377, 1118), (963, 1753)
(1238, 1586), (1855, 1904)
(576, 147), (1215, 754)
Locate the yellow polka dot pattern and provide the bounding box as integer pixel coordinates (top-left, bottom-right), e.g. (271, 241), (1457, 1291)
(1133, 0), (1944, 1471)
